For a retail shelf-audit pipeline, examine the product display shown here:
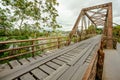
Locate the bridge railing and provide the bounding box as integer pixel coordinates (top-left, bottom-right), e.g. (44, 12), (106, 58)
(0, 37), (69, 62)
(0, 34), (96, 63)
(83, 37), (105, 80)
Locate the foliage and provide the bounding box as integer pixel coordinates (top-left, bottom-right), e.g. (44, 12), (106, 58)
(86, 25), (96, 34)
(113, 25), (120, 42)
(0, 7), (13, 36)
(96, 28), (102, 34)
(0, 0), (62, 37)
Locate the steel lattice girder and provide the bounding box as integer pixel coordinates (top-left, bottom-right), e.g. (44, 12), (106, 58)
(69, 2), (113, 49)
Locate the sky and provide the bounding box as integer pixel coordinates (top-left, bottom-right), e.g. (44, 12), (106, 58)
(56, 0), (120, 31)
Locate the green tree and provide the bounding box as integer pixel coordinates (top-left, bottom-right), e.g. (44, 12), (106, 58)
(86, 25), (96, 34)
(1, 0), (61, 36)
(0, 7), (12, 36)
(113, 25), (120, 42)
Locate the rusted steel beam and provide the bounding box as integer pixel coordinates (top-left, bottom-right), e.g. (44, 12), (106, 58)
(96, 23), (104, 26)
(89, 8), (105, 18)
(88, 10), (107, 16)
(69, 10), (84, 37)
(95, 22), (105, 26)
(95, 22), (104, 25)
(106, 3), (113, 49)
(103, 8), (109, 36)
(93, 18), (105, 23)
(84, 12), (96, 26)
(91, 15), (106, 19)
(88, 10), (107, 14)
(82, 2), (112, 11)
(68, 10), (84, 45)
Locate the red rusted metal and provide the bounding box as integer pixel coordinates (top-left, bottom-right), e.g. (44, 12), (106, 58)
(106, 3), (113, 49)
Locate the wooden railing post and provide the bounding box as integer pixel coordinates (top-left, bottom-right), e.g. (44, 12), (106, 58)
(31, 40), (35, 57)
(57, 37), (60, 48)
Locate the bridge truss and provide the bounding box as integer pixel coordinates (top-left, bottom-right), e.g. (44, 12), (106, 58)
(69, 2), (113, 49)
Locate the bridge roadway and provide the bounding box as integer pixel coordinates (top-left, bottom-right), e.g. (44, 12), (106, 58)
(0, 35), (101, 80)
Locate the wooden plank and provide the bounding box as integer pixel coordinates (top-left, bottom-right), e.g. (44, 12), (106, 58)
(71, 64), (88, 80)
(84, 56), (92, 63)
(52, 59), (65, 66)
(39, 65), (55, 75)
(60, 55), (73, 60)
(63, 54), (74, 58)
(9, 60), (21, 69)
(65, 53), (76, 57)
(34, 55), (42, 60)
(0, 63), (11, 72)
(57, 57), (70, 63)
(70, 50), (79, 53)
(31, 68), (48, 80)
(57, 60), (83, 80)
(73, 48), (83, 52)
(19, 58), (29, 65)
(46, 62), (60, 70)
(44, 64), (69, 80)
(27, 57), (36, 62)
(67, 51), (78, 55)
(20, 73), (35, 80)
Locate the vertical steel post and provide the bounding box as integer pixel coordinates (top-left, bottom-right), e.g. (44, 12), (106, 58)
(106, 3), (113, 49)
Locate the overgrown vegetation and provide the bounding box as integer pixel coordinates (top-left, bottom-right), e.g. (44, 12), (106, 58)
(0, 0), (62, 41)
(113, 25), (120, 43)
(95, 25), (120, 43)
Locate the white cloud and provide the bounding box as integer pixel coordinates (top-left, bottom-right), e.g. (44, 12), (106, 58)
(57, 0), (120, 31)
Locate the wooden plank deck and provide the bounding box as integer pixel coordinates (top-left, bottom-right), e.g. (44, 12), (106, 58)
(0, 35), (101, 80)
(102, 44), (120, 80)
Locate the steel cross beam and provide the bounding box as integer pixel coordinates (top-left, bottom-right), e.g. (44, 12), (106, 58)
(82, 2), (111, 11)
(69, 2), (113, 49)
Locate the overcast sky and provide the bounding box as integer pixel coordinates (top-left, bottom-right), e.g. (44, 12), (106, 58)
(56, 0), (120, 31)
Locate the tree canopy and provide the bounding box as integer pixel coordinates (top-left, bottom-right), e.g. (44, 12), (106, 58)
(0, 0), (62, 37)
